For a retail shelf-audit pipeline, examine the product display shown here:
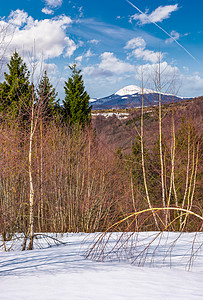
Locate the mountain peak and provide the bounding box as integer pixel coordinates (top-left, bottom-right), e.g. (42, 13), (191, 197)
(91, 85), (191, 110)
(115, 85), (141, 96)
(115, 85), (154, 96)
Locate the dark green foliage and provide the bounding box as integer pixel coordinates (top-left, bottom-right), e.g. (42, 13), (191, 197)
(115, 147), (123, 159)
(131, 137), (143, 184)
(37, 70), (60, 119)
(0, 51), (32, 119)
(63, 63), (92, 127)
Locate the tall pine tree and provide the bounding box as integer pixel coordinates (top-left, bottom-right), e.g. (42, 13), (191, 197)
(63, 63), (91, 127)
(37, 70), (59, 119)
(0, 50), (32, 119)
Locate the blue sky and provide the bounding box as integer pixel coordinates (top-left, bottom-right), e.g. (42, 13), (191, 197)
(0, 0), (202, 99)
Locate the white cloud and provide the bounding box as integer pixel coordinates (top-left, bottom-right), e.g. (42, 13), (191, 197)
(84, 49), (94, 58)
(42, 0), (63, 15)
(132, 48), (162, 63)
(183, 66), (189, 72)
(84, 52), (203, 98)
(135, 62), (203, 97)
(180, 74), (203, 97)
(136, 61), (179, 78)
(88, 39), (99, 45)
(84, 52), (135, 78)
(99, 52), (135, 74)
(44, 0), (63, 8)
(73, 49), (94, 65)
(136, 61), (180, 93)
(83, 66), (95, 75)
(42, 8), (54, 15)
(8, 9), (29, 27)
(31, 62), (59, 83)
(43, 62), (58, 73)
(77, 40), (84, 47)
(64, 37), (76, 57)
(74, 56), (83, 67)
(131, 4), (178, 25)
(124, 37), (146, 49)
(165, 30), (180, 44)
(76, 55), (83, 62)
(0, 11), (75, 59)
(78, 7), (83, 18)
(125, 37), (163, 63)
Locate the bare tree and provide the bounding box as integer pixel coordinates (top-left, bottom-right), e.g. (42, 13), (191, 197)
(22, 57), (53, 250)
(0, 22), (16, 76)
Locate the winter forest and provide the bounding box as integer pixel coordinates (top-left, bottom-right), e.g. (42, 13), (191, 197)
(0, 1), (203, 298)
(0, 50), (202, 249)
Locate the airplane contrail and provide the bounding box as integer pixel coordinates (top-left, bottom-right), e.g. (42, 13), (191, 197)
(126, 0), (198, 62)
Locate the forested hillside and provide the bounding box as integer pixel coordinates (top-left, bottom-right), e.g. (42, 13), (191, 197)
(93, 97), (203, 152)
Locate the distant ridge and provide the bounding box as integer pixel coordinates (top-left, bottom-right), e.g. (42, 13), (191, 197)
(91, 85), (191, 110)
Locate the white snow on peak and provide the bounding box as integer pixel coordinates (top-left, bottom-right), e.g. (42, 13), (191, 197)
(89, 98), (98, 103)
(115, 85), (155, 96)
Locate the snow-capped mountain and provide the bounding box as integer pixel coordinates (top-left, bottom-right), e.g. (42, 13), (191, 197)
(115, 85), (154, 96)
(91, 85), (190, 110)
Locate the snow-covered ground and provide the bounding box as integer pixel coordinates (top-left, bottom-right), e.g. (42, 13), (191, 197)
(0, 232), (202, 300)
(92, 112), (129, 119)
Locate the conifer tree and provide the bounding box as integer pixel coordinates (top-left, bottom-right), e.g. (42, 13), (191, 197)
(63, 63), (91, 127)
(0, 50), (32, 119)
(37, 70), (59, 119)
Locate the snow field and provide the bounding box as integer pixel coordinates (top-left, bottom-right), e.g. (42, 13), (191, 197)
(0, 232), (202, 300)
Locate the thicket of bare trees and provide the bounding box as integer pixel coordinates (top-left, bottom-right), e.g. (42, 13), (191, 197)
(0, 49), (202, 253)
(0, 121), (132, 243)
(86, 61), (202, 264)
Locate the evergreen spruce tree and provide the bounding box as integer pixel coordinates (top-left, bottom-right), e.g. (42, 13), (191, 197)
(0, 50), (32, 119)
(63, 63), (92, 127)
(37, 70), (60, 119)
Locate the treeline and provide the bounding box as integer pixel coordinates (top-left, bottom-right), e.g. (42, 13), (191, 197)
(0, 51), (91, 126)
